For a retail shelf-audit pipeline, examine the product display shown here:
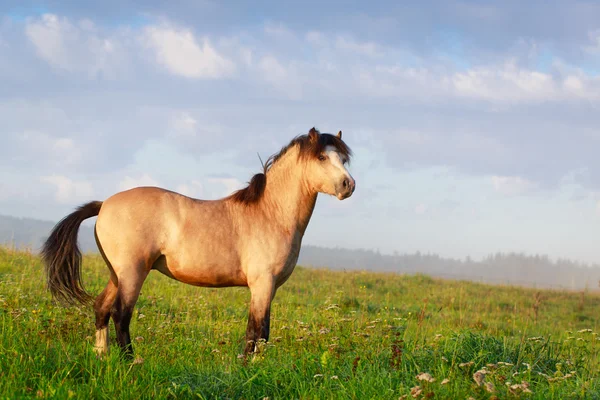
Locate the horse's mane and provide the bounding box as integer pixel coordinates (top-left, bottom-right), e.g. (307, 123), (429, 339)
(228, 128), (353, 205)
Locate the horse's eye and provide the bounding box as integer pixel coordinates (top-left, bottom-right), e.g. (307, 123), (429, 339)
(318, 154), (327, 161)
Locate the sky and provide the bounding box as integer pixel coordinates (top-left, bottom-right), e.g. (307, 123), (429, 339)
(1, 1), (600, 264)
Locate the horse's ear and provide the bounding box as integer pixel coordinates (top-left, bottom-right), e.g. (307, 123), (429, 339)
(308, 127), (319, 143)
(336, 130), (342, 139)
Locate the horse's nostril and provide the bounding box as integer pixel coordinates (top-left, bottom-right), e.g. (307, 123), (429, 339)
(342, 179), (348, 188)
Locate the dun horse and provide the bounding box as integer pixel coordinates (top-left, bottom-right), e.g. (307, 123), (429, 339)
(42, 128), (355, 358)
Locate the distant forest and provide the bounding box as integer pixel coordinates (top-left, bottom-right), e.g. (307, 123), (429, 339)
(2, 214), (599, 291)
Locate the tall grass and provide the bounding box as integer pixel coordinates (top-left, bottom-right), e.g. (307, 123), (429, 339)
(0, 247), (598, 399)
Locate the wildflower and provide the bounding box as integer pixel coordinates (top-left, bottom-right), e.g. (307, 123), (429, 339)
(527, 336), (543, 342)
(416, 372), (435, 383)
(578, 329), (592, 334)
(434, 334), (443, 341)
(135, 336), (144, 342)
(319, 328), (330, 335)
(473, 370), (487, 386)
(441, 378), (450, 385)
(132, 356), (144, 365)
(497, 362), (514, 367)
(138, 313), (146, 320)
(326, 304), (340, 310)
(410, 386), (422, 398)
(313, 374), (323, 378)
(485, 382), (496, 393)
(459, 361), (475, 368)
(509, 381), (532, 394)
(330, 375), (339, 380)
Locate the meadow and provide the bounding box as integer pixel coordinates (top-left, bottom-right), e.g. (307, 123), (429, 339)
(1, 246), (599, 399)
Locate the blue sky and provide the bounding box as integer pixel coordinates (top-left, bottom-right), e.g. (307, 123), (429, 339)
(2, 1), (600, 263)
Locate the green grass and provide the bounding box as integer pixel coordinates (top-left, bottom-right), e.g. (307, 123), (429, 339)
(1, 247), (599, 399)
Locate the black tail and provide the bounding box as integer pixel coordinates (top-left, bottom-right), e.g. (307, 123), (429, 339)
(41, 201), (103, 306)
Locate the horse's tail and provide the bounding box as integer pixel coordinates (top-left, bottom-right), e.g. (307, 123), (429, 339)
(42, 201), (103, 306)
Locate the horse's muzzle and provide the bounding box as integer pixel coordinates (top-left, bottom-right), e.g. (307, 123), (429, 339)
(336, 177), (356, 200)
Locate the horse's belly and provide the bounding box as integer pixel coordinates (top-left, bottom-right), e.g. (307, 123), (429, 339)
(152, 255), (247, 287)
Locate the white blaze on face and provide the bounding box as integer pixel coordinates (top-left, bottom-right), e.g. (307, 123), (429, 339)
(324, 146), (349, 174)
(324, 145), (354, 199)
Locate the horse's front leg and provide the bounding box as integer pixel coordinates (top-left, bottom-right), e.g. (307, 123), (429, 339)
(244, 276), (275, 355)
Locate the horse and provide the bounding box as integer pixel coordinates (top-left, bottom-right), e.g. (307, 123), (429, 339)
(41, 127), (355, 358)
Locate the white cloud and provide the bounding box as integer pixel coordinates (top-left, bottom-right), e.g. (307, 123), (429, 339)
(9, 130), (82, 168)
(169, 111), (198, 137)
(41, 175), (94, 204)
(491, 175), (537, 196)
(143, 25), (235, 79)
(119, 174), (159, 191)
(25, 14), (124, 78)
(357, 59), (600, 104)
(258, 55), (302, 99)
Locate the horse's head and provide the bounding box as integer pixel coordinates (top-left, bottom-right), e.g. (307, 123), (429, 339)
(302, 128), (355, 200)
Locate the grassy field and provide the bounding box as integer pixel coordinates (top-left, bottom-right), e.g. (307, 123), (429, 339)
(1, 246), (599, 399)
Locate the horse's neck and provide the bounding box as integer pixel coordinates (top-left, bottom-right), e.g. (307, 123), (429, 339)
(262, 157), (317, 235)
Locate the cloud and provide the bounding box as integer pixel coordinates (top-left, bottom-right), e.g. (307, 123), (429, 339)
(41, 174), (94, 204)
(491, 175), (538, 196)
(357, 60), (600, 104)
(169, 111), (198, 137)
(257, 55), (302, 99)
(25, 14), (126, 78)
(2, 129), (82, 171)
(142, 24), (235, 79)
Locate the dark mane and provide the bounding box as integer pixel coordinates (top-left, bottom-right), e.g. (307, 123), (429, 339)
(228, 127), (353, 205)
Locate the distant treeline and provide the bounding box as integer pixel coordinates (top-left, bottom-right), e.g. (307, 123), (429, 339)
(2, 214), (599, 290)
(298, 246), (600, 291)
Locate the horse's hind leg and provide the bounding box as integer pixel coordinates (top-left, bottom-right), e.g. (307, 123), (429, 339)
(111, 268), (148, 358)
(94, 277), (118, 355)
